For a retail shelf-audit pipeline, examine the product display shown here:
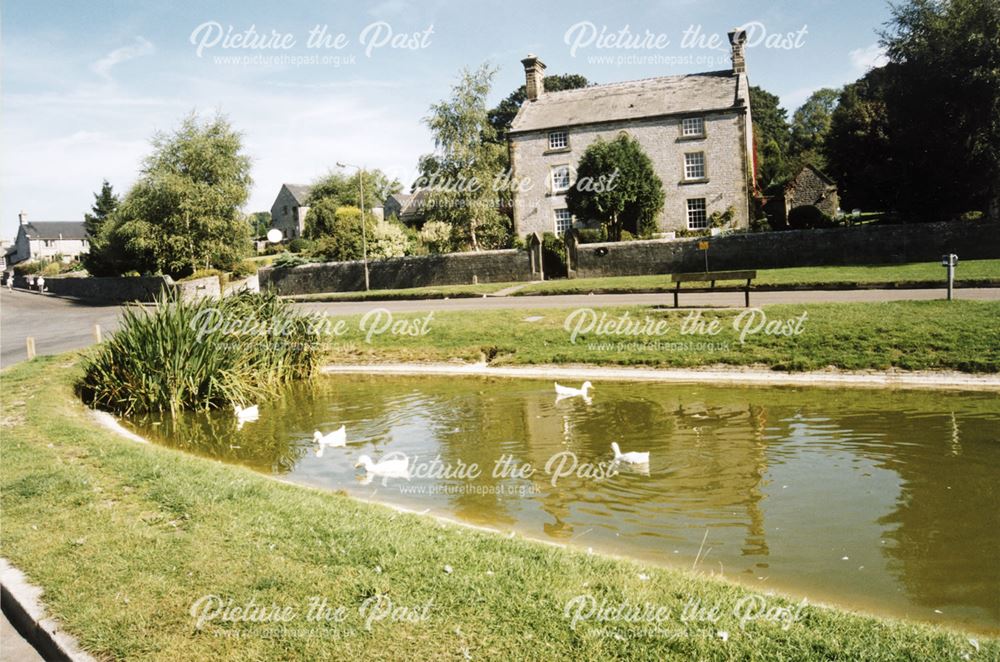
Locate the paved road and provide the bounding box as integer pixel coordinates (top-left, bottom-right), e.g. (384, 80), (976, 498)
(0, 290), (123, 368)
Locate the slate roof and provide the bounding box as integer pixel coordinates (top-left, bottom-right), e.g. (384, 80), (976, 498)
(509, 70), (741, 134)
(283, 184), (313, 205)
(387, 190), (429, 220)
(21, 221), (88, 240)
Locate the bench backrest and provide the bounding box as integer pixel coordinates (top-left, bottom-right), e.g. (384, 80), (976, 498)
(671, 270), (757, 283)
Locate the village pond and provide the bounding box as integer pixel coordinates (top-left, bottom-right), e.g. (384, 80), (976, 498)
(128, 375), (1000, 634)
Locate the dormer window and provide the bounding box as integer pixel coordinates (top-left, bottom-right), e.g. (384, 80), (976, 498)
(548, 130), (568, 150)
(682, 117), (705, 138)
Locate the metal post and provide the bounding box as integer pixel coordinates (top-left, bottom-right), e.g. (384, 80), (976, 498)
(947, 257), (954, 301)
(360, 168), (369, 291)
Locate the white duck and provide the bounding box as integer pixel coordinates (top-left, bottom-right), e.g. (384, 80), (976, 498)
(554, 381), (594, 398)
(611, 442), (649, 465)
(233, 404), (259, 430)
(313, 425), (347, 457)
(355, 453), (410, 479)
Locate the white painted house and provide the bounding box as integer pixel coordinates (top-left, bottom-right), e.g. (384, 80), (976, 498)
(5, 212), (89, 266)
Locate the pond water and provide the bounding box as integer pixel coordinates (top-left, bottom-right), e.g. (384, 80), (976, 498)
(129, 375), (1000, 633)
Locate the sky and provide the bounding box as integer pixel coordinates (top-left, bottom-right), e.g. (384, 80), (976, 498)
(0, 0), (893, 240)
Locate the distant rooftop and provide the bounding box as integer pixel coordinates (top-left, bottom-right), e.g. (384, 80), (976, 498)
(282, 183), (314, 205)
(21, 221), (87, 241)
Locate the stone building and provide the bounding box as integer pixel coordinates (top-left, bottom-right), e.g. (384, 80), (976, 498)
(778, 164), (840, 223)
(4, 212), (88, 266)
(269, 183), (313, 240)
(508, 29), (755, 237)
(383, 190), (430, 226)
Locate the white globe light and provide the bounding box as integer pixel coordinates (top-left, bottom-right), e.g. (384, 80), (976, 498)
(266, 228), (283, 243)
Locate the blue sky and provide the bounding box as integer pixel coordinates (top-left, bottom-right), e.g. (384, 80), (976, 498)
(0, 0), (893, 239)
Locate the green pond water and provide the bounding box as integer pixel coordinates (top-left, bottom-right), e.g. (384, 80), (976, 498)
(129, 375), (1000, 633)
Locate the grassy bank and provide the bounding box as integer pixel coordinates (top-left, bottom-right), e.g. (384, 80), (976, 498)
(1, 356), (995, 660)
(282, 260), (1000, 302)
(324, 300), (1000, 373)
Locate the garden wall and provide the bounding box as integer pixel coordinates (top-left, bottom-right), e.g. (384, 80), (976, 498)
(12, 274), (222, 303)
(569, 220), (1000, 278)
(260, 248), (538, 296)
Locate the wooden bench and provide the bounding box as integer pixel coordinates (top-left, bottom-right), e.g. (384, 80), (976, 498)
(671, 270), (757, 308)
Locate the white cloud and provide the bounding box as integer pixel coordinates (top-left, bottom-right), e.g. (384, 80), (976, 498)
(849, 43), (888, 72)
(91, 36), (155, 81)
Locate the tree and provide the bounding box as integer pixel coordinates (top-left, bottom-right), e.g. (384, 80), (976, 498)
(88, 113), (253, 277)
(84, 180), (119, 239)
(487, 73), (591, 145)
(826, 67), (897, 211)
(788, 88), (840, 172)
(308, 169), (402, 210)
(248, 211), (271, 238)
(749, 86), (791, 190)
(565, 134), (665, 241)
(304, 203), (376, 262)
(417, 64), (509, 251)
(881, 0), (1000, 221)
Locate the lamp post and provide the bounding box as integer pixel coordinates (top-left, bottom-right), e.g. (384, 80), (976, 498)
(336, 161), (370, 291)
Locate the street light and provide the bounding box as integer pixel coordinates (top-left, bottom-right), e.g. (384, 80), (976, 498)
(336, 161), (370, 291)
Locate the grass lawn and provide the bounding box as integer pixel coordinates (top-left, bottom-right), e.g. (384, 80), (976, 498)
(513, 260), (1000, 296)
(323, 300), (1000, 373)
(1, 356), (995, 660)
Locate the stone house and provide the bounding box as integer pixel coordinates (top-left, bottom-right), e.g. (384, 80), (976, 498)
(777, 164), (839, 223)
(269, 183), (313, 240)
(5, 212), (88, 266)
(508, 29), (755, 238)
(383, 190), (430, 226)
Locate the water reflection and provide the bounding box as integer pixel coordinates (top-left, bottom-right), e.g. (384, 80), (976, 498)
(132, 376), (1000, 633)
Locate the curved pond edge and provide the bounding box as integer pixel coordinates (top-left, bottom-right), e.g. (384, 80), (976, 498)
(321, 362), (1000, 391)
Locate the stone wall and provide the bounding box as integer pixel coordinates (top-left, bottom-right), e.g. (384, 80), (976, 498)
(12, 274), (224, 303)
(260, 248), (539, 296)
(14, 274), (172, 302)
(569, 220), (1000, 278)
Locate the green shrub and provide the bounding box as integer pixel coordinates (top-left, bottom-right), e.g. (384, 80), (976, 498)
(231, 259), (258, 278)
(787, 205), (834, 229)
(419, 221), (454, 254)
(272, 253), (308, 269)
(79, 290), (320, 415)
(619, 230), (636, 242)
(576, 228), (607, 244)
(288, 238), (311, 253)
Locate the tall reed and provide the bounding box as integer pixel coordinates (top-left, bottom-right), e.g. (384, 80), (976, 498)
(80, 290), (320, 415)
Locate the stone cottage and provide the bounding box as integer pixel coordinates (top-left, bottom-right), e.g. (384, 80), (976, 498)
(5, 211), (88, 266)
(778, 164), (840, 223)
(269, 183), (313, 240)
(383, 190), (430, 226)
(508, 29), (755, 237)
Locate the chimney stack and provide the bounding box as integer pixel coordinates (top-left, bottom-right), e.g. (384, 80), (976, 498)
(18, 210), (27, 226)
(521, 54), (546, 101)
(728, 29), (748, 74)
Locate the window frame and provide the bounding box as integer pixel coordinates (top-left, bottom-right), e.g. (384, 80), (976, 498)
(554, 208), (573, 234)
(686, 198), (708, 230)
(681, 116), (706, 138)
(548, 130), (569, 151)
(550, 164), (572, 193)
(684, 152), (707, 181)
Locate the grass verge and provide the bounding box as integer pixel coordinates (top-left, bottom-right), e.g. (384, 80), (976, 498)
(324, 300), (1000, 373)
(1, 356), (995, 660)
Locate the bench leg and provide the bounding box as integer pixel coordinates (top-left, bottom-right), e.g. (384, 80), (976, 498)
(673, 290), (679, 308)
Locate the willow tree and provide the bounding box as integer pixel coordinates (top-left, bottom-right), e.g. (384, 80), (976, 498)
(91, 112), (253, 277)
(417, 64), (509, 251)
